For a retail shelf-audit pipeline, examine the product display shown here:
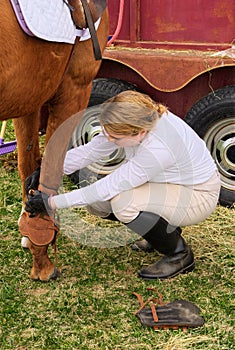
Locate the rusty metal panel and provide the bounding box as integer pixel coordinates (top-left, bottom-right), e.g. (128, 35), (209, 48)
(104, 47), (235, 91)
(108, 0), (131, 41)
(108, 0), (235, 49)
(140, 0), (235, 46)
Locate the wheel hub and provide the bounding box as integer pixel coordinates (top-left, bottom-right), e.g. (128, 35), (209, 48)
(71, 107), (126, 175)
(204, 118), (235, 191)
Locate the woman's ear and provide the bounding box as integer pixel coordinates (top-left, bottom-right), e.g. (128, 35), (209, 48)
(137, 129), (148, 142)
(139, 130), (148, 137)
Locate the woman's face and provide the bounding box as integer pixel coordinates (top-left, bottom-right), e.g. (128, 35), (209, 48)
(103, 128), (148, 147)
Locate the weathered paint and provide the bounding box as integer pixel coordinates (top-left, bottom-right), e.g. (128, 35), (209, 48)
(103, 47), (234, 92)
(98, 0), (235, 117)
(108, 0), (235, 49)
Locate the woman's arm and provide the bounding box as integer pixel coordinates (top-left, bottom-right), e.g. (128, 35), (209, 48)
(53, 141), (174, 209)
(63, 133), (118, 175)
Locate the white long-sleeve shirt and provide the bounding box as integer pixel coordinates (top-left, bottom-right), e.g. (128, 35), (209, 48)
(53, 111), (217, 209)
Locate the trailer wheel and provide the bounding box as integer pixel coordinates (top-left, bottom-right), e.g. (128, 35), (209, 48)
(88, 78), (138, 106)
(184, 85), (235, 207)
(69, 79), (137, 187)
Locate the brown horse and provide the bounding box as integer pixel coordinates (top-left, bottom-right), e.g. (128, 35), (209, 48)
(0, 0), (109, 281)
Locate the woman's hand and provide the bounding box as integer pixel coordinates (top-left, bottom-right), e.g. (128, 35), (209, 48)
(25, 190), (52, 217)
(24, 167), (41, 193)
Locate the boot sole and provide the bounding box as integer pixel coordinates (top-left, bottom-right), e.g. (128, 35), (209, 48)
(138, 261), (196, 280)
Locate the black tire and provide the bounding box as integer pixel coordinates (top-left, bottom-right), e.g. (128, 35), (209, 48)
(184, 85), (235, 207)
(88, 78), (138, 107)
(69, 79), (137, 187)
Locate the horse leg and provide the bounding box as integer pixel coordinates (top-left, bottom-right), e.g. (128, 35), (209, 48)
(27, 241), (60, 281)
(40, 8), (109, 191)
(39, 82), (93, 194)
(17, 11), (109, 281)
(13, 113), (58, 281)
(13, 112), (41, 198)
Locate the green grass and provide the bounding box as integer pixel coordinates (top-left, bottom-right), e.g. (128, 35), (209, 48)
(0, 148), (234, 350)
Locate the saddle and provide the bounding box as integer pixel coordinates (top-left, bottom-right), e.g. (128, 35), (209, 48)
(10, 0), (107, 59)
(67, 0), (107, 29)
(67, 0), (107, 60)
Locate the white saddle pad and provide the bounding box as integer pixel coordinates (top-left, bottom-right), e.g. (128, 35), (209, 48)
(11, 0), (100, 44)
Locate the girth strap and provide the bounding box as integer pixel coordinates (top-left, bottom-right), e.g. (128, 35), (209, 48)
(80, 0), (102, 60)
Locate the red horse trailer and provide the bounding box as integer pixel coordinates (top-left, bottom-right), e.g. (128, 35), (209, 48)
(71, 0), (235, 206)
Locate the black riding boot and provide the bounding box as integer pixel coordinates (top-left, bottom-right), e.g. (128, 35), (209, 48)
(131, 239), (155, 252)
(126, 212), (195, 279)
(101, 213), (119, 221)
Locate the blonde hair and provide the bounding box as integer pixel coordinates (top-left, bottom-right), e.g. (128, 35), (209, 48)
(99, 91), (167, 135)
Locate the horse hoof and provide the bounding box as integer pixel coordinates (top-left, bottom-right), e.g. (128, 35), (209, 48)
(36, 268), (60, 282)
(30, 267), (40, 280)
(30, 268), (60, 282)
(30, 273), (39, 281)
(49, 268), (61, 280)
